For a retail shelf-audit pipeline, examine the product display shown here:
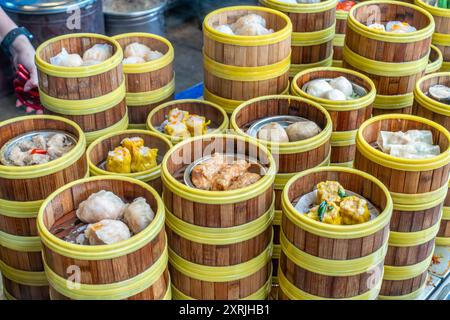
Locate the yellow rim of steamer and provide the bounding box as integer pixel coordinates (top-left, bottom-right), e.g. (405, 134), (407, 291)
(426, 45), (443, 74)
(0, 115), (86, 179)
(203, 6), (292, 46)
(383, 249), (434, 281)
(260, 0), (337, 14)
(414, 72), (450, 117)
(37, 176), (165, 260)
(126, 76), (175, 106)
(378, 282), (426, 300)
(87, 129), (173, 183)
(85, 112), (129, 145)
(0, 260), (47, 286)
(0, 231), (42, 252)
(282, 166), (393, 239)
(35, 33), (123, 78)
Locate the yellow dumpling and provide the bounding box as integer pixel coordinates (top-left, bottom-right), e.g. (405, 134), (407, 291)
(131, 146), (158, 173)
(186, 114), (210, 136)
(164, 121), (191, 138)
(307, 201), (342, 225)
(121, 137), (144, 152)
(339, 196), (370, 225)
(317, 181), (346, 204)
(106, 147), (131, 173)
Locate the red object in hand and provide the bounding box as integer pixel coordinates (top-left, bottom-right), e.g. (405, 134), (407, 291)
(337, 1), (356, 11)
(31, 149), (47, 155)
(13, 64), (44, 114)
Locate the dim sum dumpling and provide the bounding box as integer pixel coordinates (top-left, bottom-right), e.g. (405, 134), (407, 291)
(286, 121), (321, 142)
(234, 24), (273, 36)
(329, 76), (353, 97)
(46, 133), (73, 158)
(145, 50), (164, 61)
(257, 122), (289, 143)
(123, 197), (155, 234)
(429, 84), (450, 101)
(306, 79), (333, 98)
(82, 44), (113, 62)
(76, 190), (126, 223)
(124, 42), (152, 59)
(368, 23), (386, 32)
(123, 56), (146, 64)
(232, 14), (267, 30)
(278, 0), (299, 3)
(215, 24), (234, 35)
(322, 89), (347, 101)
(84, 219), (131, 245)
(50, 48), (84, 67)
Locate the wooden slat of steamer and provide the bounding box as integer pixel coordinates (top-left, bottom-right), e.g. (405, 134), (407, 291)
(379, 270), (428, 297)
(384, 238), (435, 267)
(1, 276), (49, 300)
(0, 248), (43, 272)
(169, 261), (271, 300)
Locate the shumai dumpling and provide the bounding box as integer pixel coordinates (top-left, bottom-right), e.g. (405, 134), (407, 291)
(123, 197), (155, 234)
(285, 121), (321, 142)
(167, 108), (189, 123)
(339, 196), (370, 225)
(165, 121), (191, 138)
(121, 137), (144, 152)
(131, 146), (158, 172)
(186, 114), (210, 136)
(76, 190), (126, 223)
(307, 201), (342, 225)
(85, 219), (131, 245)
(106, 147), (132, 173)
(257, 122), (289, 143)
(317, 181), (346, 204)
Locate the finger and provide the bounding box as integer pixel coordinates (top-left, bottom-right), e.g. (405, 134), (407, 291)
(24, 69), (38, 92)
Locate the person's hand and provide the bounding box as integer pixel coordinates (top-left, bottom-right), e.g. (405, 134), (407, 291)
(10, 35), (38, 92)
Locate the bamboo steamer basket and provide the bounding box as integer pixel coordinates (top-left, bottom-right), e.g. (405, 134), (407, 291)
(202, 6), (292, 114)
(35, 33), (129, 144)
(291, 67), (376, 166)
(112, 33), (175, 129)
(230, 95), (333, 282)
(278, 166), (393, 300)
(342, 1), (435, 115)
(426, 44), (444, 74)
(0, 115), (88, 300)
(332, 7), (349, 67)
(86, 130), (173, 194)
(146, 99), (229, 145)
(412, 72), (450, 246)
(37, 176), (170, 300)
(415, 0), (450, 72)
(353, 114), (450, 298)
(161, 134), (276, 299)
(260, 0), (336, 78)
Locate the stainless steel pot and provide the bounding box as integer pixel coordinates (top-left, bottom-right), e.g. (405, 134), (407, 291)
(103, 0), (167, 36)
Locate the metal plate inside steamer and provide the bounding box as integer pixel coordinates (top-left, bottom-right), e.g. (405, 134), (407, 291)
(302, 78), (368, 99)
(0, 130), (77, 166)
(246, 115), (307, 138)
(183, 153), (268, 189)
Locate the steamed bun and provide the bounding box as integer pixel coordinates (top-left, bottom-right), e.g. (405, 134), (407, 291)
(322, 89), (347, 101)
(306, 79), (333, 98)
(286, 121), (322, 142)
(84, 219), (131, 245)
(76, 190), (126, 223)
(123, 197), (155, 234)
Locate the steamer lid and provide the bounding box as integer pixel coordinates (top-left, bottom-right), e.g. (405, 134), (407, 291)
(0, 0), (96, 14)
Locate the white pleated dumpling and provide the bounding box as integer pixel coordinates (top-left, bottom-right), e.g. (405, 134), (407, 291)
(76, 190), (126, 223)
(232, 14), (267, 30)
(329, 76), (353, 97)
(82, 44), (113, 62)
(215, 24), (234, 35)
(124, 42), (152, 59)
(234, 23), (274, 36)
(257, 122), (289, 143)
(429, 84), (450, 101)
(305, 79), (333, 98)
(322, 89), (347, 101)
(84, 219), (131, 245)
(50, 48), (83, 67)
(123, 56), (146, 64)
(123, 197), (155, 234)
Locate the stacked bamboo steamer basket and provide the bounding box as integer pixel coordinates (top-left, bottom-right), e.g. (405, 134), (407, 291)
(291, 67), (376, 167)
(427, 44), (444, 74)
(0, 115), (87, 300)
(202, 6), (292, 114)
(413, 72), (450, 247)
(161, 134), (276, 299)
(415, 0), (450, 71)
(230, 95), (333, 284)
(354, 114), (450, 299)
(260, 0), (337, 78)
(278, 167), (393, 300)
(146, 100), (229, 145)
(35, 33), (128, 145)
(112, 33), (175, 129)
(343, 1), (435, 115)
(333, 5), (349, 67)
(86, 130), (173, 194)
(37, 176), (170, 300)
